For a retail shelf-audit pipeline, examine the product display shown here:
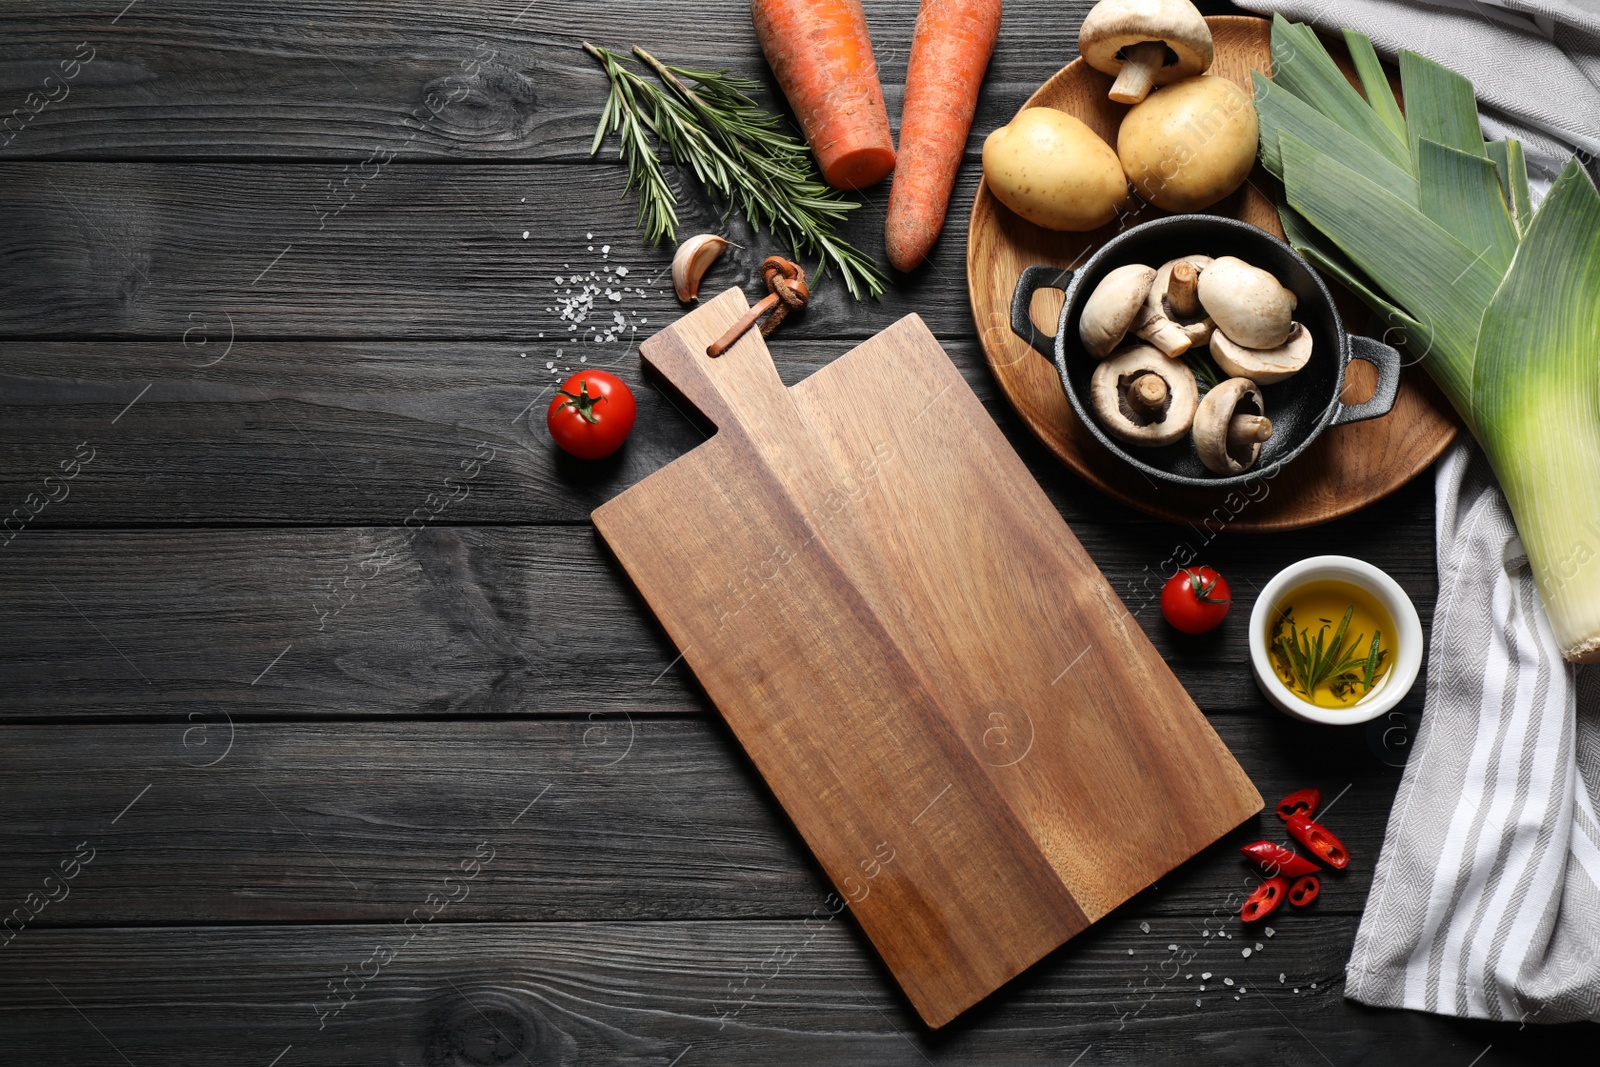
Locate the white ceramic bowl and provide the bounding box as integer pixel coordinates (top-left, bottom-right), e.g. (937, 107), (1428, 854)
(1248, 555), (1424, 725)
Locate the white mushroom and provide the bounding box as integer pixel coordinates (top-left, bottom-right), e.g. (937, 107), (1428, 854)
(1078, 263), (1192, 360)
(1089, 344), (1199, 447)
(1196, 256), (1298, 350)
(1145, 254), (1215, 348)
(1078, 0), (1215, 105)
(1210, 322), (1314, 384)
(1194, 377), (1273, 475)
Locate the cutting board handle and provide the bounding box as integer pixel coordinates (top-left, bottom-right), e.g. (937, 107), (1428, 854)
(638, 288), (795, 440)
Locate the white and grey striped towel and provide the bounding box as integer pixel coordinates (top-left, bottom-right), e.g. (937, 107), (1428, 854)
(1226, 0), (1600, 1023)
(1343, 445), (1600, 1023)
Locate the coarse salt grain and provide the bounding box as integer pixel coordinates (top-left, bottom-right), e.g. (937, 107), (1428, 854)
(1264, 928), (1275, 938)
(1223, 978), (1234, 987)
(1139, 922), (1150, 934)
(1242, 948), (1252, 958)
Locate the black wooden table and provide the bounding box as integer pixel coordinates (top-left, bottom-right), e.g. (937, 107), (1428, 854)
(0, 2), (1592, 1063)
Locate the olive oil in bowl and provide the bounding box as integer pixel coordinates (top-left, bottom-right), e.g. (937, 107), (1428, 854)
(1267, 579), (1395, 709)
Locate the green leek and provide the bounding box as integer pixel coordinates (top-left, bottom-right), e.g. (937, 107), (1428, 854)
(1257, 17), (1600, 662)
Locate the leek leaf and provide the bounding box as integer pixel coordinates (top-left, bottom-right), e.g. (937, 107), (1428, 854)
(1417, 138), (1518, 274)
(1485, 140), (1519, 231)
(1280, 133), (1499, 421)
(1270, 15), (1410, 167)
(1506, 140), (1533, 229)
(1254, 73), (1418, 205)
(1342, 29), (1407, 143)
(1400, 50), (1486, 162)
(1486, 139), (1535, 233)
(1279, 202), (1412, 326)
(1470, 160), (1600, 658)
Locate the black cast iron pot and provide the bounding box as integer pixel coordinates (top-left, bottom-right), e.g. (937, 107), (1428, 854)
(1009, 215), (1401, 489)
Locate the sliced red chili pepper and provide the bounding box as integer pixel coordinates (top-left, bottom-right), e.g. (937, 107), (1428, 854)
(1241, 840), (1321, 879)
(1289, 874), (1320, 906)
(1286, 813), (1350, 870)
(1241, 877), (1290, 922)
(1275, 787), (1323, 821)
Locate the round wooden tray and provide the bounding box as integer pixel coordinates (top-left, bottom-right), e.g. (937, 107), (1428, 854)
(966, 16), (1458, 532)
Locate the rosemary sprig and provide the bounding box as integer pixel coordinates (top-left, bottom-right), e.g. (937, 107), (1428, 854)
(1184, 349), (1227, 391)
(583, 42), (888, 301)
(1270, 606), (1389, 702)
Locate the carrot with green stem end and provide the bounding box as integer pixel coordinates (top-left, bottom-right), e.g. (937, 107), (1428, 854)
(751, 0), (896, 190)
(885, 0), (1002, 271)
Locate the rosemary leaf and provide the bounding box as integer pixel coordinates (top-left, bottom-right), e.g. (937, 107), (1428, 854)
(583, 42), (888, 301)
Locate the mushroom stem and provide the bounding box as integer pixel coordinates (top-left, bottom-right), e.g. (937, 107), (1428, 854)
(1129, 372), (1169, 415)
(1168, 260), (1201, 318)
(1108, 41), (1168, 104)
(1134, 312), (1193, 357)
(1228, 414), (1273, 451)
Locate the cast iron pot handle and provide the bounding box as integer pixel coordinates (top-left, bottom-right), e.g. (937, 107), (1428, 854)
(1331, 335), (1402, 426)
(1009, 265), (1075, 357)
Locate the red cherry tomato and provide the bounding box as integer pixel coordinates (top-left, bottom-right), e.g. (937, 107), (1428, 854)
(546, 370), (636, 459)
(1160, 566), (1232, 633)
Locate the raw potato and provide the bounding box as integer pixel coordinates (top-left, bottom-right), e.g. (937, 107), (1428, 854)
(983, 108), (1129, 231)
(1117, 75), (1259, 212)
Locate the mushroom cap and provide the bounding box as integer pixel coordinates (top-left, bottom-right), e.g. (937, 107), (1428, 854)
(1079, 263), (1157, 359)
(1078, 0), (1213, 85)
(1089, 344), (1199, 447)
(1194, 377), (1267, 475)
(1197, 256), (1297, 349)
(1210, 322), (1313, 384)
(1147, 254), (1215, 346)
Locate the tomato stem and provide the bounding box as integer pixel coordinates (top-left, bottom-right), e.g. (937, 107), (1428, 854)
(1188, 568), (1232, 606)
(555, 381), (608, 424)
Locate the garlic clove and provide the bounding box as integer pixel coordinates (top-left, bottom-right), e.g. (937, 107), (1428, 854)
(672, 234), (733, 303)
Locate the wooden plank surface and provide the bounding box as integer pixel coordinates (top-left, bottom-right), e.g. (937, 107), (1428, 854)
(0, 522), (1433, 718)
(2, 921), (1591, 1066)
(3, 0), (1592, 1056)
(0, 1), (1079, 162)
(0, 336), (1435, 526)
(0, 162), (1017, 341)
(0, 717), (1409, 926)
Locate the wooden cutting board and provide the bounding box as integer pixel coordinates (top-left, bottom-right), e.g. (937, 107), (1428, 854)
(594, 290), (1262, 1027)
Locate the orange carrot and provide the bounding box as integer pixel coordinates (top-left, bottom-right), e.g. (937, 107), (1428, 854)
(884, 0), (1002, 271)
(751, 0), (896, 191)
